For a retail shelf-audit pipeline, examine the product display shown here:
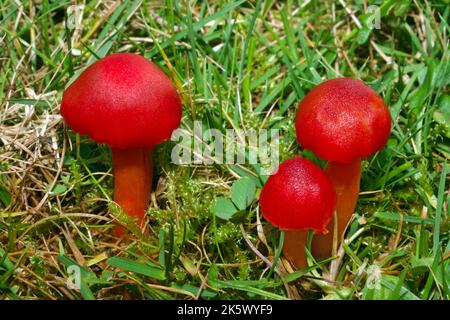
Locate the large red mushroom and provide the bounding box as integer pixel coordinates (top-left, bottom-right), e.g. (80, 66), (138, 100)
(259, 158), (336, 269)
(295, 77), (391, 259)
(61, 53), (182, 236)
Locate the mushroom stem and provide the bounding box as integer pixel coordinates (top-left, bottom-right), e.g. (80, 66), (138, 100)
(311, 159), (362, 259)
(111, 147), (152, 236)
(282, 230), (309, 269)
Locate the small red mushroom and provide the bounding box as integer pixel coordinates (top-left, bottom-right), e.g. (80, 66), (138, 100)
(61, 53), (182, 236)
(259, 158), (336, 269)
(295, 77), (391, 258)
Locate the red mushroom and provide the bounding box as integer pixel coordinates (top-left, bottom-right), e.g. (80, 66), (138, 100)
(295, 77), (391, 258)
(259, 158), (336, 269)
(61, 53), (182, 236)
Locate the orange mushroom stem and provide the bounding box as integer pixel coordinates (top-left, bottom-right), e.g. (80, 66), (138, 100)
(311, 159), (362, 259)
(282, 230), (309, 269)
(111, 148), (153, 236)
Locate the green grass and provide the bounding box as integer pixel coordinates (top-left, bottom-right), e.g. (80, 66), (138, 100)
(0, 0), (449, 300)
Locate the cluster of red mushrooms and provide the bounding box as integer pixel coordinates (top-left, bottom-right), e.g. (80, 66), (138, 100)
(60, 53), (391, 270)
(260, 78), (392, 268)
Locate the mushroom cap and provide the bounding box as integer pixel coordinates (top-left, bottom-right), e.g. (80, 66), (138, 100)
(61, 53), (182, 149)
(295, 78), (391, 163)
(259, 158), (336, 233)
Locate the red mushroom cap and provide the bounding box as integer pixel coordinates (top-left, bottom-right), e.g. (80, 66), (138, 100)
(61, 53), (182, 149)
(259, 158), (336, 233)
(295, 78), (391, 163)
